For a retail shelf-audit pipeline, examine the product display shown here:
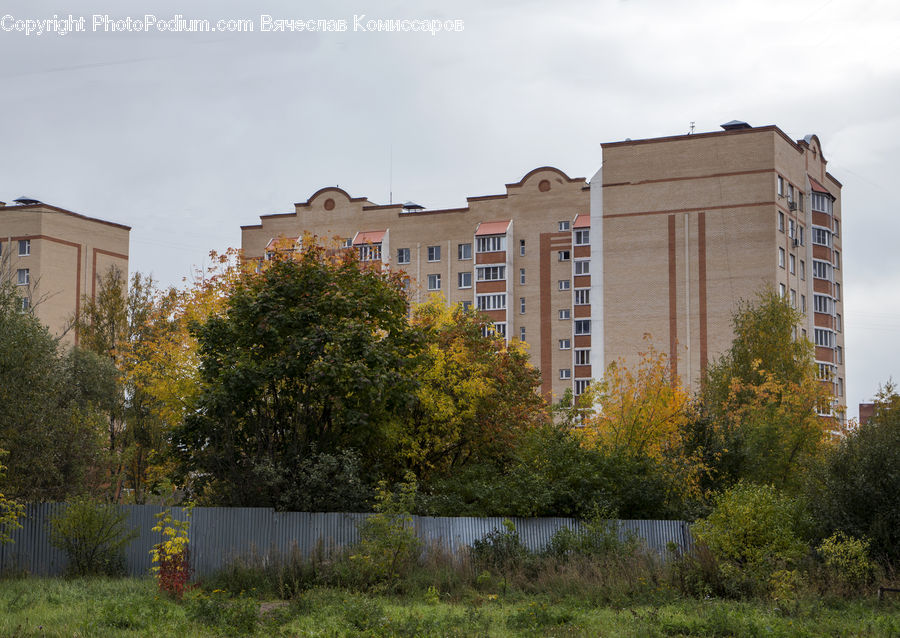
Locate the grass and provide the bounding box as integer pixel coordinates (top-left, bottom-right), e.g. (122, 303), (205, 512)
(0, 577), (898, 637)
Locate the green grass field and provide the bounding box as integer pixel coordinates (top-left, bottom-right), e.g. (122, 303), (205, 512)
(0, 577), (898, 637)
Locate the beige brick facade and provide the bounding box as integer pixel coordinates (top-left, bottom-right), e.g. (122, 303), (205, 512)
(0, 201), (130, 345)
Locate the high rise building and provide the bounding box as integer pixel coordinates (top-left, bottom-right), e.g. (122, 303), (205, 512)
(0, 198), (130, 344)
(241, 122), (845, 414)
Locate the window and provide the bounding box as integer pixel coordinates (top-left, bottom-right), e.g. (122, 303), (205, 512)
(777, 176), (784, 197)
(560, 368), (572, 380)
(834, 282), (841, 301)
(838, 377), (844, 398)
(558, 309), (571, 320)
(520, 326), (526, 341)
(778, 211), (785, 232)
(834, 251), (840, 270)
(798, 193), (804, 212)
(812, 260), (832, 280)
(558, 279), (570, 291)
(835, 313), (842, 332)
(18, 239), (30, 256)
(790, 289), (796, 308)
(798, 226), (804, 246)
(574, 319), (591, 335)
(800, 260), (806, 281)
(574, 379), (590, 396)
(779, 283), (785, 297)
(812, 193), (832, 214)
(19, 296), (30, 311)
(397, 247), (410, 264)
(790, 254), (796, 274)
(458, 271), (472, 289)
(559, 338), (571, 350)
(812, 227), (831, 247)
(814, 294), (832, 314)
(492, 323), (506, 338)
(574, 289), (590, 305)
(801, 294), (806, 314)
(476, 235), (506, 253)
(574, 229), (590, 246)
(16, 268), (29, 285)
(575, 348), (590, 365)
(520, 268), (525, 285)
(558, 220), (570, 231)
(788, 184), (794, 203)
(520, 297), (526, 314)
(778, 247), (785, 268)
(814, 328), (835, 348)
(476, 293), (506, 311)
(818, 363), (834, 380)
(833, 219), (840, 237)
(519, 239), (525, 256)
(461, 300), (472, 312)
(342, 237), (353, 248)
(458, 243), (472, 260)
(574, 259), (590, 275)
(476, 265), (506, 281)
(558, 250), (570, 262)
(836, 346), (843, 364)
(265, 250), (276, 261)
(358, 244), (381, 261)
(789, 219), (795, 238)
(427, 274), (441, 290)
(427, 245), (441, 262)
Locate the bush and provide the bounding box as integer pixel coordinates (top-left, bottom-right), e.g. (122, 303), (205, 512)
(817, 531), (875, 590)
(690, 482), (807, 597)
(471, 519), (530, 573)
(545, 507), (639, 560)
(48, 499), (137, 577)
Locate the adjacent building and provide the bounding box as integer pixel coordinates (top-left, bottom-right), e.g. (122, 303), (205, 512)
(0, 198), (130, 344)
(241, 122), (846, 414)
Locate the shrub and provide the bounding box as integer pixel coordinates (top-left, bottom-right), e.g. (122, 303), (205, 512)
(471, 519), (530, 573)
(545, 506), (639, 560)
(150, 506), (193, 598)
(48, 499), (137, 577)
(690, 482), (807, 596)
(817, 531), (875, 590)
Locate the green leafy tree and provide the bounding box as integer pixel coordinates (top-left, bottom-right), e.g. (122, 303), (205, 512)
(173, 243), (421, 509)
(0, 449), (24, 544)
(49, 499), (138, 576)
(806, 382), (900, 564)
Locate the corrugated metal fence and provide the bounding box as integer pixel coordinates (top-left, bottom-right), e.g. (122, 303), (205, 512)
(0, 503), (693, 578)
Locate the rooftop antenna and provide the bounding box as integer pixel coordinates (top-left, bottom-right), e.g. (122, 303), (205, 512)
(689, 121), (695, 135)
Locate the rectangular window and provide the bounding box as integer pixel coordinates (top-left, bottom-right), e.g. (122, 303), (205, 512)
(779, 283), (785, 297)
(559, 338), (571, 350)
(476, 235), (506, 253)
(559, 309), (571, 320)
(778, 247), (785, 268)
(520, 326), (526, 341)
(458, 271), (472, 289)
(16, 268), (29, 285)
(815, 328), (835, 348)
(818, 363), (834, 380)
(800, 260), (806, 281)
(574, 319), (591, 335)
(358, 244), (381, 261)
(558, 220), (570, 231)
(812, 260), (832, 280)
(790, 289), (796, 308)
(835, 282), (841, 300)
(574, 379), (591, 396)
(560, 368), (572, 380)
(558, 279), (570, 291)
(574, 289), (590, 305)
(520, 297), (525, 314)
(798, 193), (804, 212)
(493, 322), (506, 338)
(342, 238), (353, 248)
(461, 300), (472, 312)
(519, 239), (525, 256)
(801, 294), (806, 314)
(812, 227), (831, 247)
(834, 251), (840, 270)
(833, 219), (840, 237)
(812, 193), (833, 214)
(814, 294), (832, 314)
(558, 250), (570, 262)
(788, 184), (795, 202)
(19, 296), (30, 311)
(789, 219), (795, 238)
(397, 247), (410, 264)
(798, 226), (804, 246)
(574, 229), (590, 246)
(836, 313), (842, 332)
(476, 293), (507, 311)
(520, 268), (525, 285)
(18, 239), (30, 256)
(458, 243), (472, 260)
(777, 176), (784, 196)
(778, 211), (785, 232)
(838, 377), (844, 398)
(427, 274), (441, 290)
(574, 259), (590, 275)
(836, 346), (843, 364)
(476, 265), (506, 281)
(575, 348), (590, 366)
(789, 254), (796, 274)
(427, 245), (441, 262)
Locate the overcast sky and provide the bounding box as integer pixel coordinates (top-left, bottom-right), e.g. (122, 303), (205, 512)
(2, 0), (898, 418)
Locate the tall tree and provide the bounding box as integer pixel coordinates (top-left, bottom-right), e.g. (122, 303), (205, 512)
(172, 243), (421, 509)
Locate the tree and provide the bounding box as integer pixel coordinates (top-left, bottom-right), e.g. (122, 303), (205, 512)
(806, 382), (900, 564)
(0, 449), (24, 544)
(698, 289), (832, 492)
(172, 242), (421, 509)
(400, 300), (547, 484)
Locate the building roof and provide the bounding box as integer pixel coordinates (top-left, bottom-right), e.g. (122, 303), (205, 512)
(573, 214), (590, 228)
(0, 201), (131, 231)
(808, 175), (831, 195)
(352, 230), (386, 245)
(475, 220), (511, 236)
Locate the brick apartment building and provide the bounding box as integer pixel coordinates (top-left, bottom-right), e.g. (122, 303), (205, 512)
(0, 198), (130, 344)
(241, 122), (845, 414)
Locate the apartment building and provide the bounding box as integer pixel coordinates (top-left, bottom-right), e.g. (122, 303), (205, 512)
(241, 122), (845, 413)
(0, 198), (130, 344)
(241, 167), (596, 400)
(599, 121), (845, 414)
